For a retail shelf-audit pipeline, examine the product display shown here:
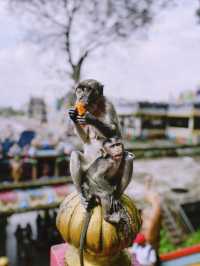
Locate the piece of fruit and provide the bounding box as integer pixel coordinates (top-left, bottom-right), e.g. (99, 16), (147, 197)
(75, 102), (86, 116)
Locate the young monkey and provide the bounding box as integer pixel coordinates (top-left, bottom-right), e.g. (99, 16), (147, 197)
(70, 137), (134, 223)
(72, 137), (134, 266)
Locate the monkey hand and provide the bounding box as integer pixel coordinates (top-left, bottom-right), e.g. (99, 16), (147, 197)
(80, 195), (90, 209)
(76, 111), (96, 126)
(68, 108), (78, 123)
(84, 112), (96, 124)
(111, 195), (121, 212)
(80, 194), (94, 210)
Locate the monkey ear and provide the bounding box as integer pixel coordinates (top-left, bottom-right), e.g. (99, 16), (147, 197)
(100, 148), (107, 158)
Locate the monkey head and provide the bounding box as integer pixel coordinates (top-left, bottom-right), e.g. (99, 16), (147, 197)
(103, 138), (124, 161)
(75, 79), (104, 113)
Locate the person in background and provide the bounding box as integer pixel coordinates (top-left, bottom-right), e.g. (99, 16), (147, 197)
(9, 144), (23, 183)
(130, 176), (162, 266)
(2, 138), (15, 156)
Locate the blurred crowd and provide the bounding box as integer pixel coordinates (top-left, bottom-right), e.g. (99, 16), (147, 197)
(0, 125), (76, 159)
(0, 124), (78, 183)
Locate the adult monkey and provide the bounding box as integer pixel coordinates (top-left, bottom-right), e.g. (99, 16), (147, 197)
(68, 79), (122, 165)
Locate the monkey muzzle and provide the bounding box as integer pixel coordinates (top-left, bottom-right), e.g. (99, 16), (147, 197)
(79, 96), (90, 106)
(113, 154), (123, 160)
(80, 92), (98, 107)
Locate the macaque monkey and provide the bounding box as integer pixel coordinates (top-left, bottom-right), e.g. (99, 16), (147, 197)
(68, 79), (121, 164)
(71, 137), (134, 222)
(71, 137), (134, 266)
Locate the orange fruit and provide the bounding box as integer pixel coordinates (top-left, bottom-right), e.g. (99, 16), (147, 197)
(75, 102), (86, 116)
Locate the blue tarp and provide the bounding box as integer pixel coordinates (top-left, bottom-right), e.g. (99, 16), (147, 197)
(18, 130), (36, 148)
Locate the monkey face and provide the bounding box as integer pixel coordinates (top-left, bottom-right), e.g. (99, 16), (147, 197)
(75, 79), (103, 112)
(75, 86), (96, 105)
(104, 138), (124, 160)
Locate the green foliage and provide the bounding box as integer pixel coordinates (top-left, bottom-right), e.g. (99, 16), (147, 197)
(181, 230), (200, 248)
(159, 229), (176, 254)
(160, 229), (200, 254)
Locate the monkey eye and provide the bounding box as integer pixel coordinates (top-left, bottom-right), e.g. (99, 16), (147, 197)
(85, 87), (92, 94)
(110, 144), (116, 148)
(115, 143), (121, 147)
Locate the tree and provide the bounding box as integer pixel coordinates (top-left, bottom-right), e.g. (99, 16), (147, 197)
(9, 0), (166, 85)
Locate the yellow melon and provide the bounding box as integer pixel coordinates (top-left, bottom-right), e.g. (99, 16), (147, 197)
(56, 192), (141, 257)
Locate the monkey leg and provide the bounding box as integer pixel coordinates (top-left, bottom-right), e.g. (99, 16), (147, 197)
(101, 195), (121, 224)
(101, 195), (132, 242)
(70, 151), (84, 194)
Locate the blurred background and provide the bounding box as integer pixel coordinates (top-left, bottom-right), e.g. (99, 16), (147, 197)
(1, 0), (200, 265)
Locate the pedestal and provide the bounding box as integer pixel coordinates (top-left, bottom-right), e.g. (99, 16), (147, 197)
(50, 244), (138, 266)
(56, 192), (141, 266)
(50, 243), (67, 266)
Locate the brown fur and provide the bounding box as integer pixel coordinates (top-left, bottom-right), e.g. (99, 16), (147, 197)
(92, 96), (106, 118)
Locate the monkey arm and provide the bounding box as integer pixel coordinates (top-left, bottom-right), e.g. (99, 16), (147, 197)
(68, 108), (89, 143)
(70, 151), (85, 193)
(85, 112), (119, 138)
(114, 152), (134, 199)
(90, 119), (116, 138)
(74, 123), (89, 143)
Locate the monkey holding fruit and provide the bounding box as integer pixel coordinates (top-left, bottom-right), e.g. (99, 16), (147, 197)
(69, 79), (121, 165)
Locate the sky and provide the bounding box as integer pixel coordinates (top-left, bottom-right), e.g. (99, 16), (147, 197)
(0, 0), (200, 108)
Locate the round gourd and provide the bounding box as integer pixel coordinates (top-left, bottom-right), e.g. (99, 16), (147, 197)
(57, 192), (141, 257)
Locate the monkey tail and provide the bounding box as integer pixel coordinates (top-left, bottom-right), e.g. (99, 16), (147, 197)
(80, 209), (93, 266)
